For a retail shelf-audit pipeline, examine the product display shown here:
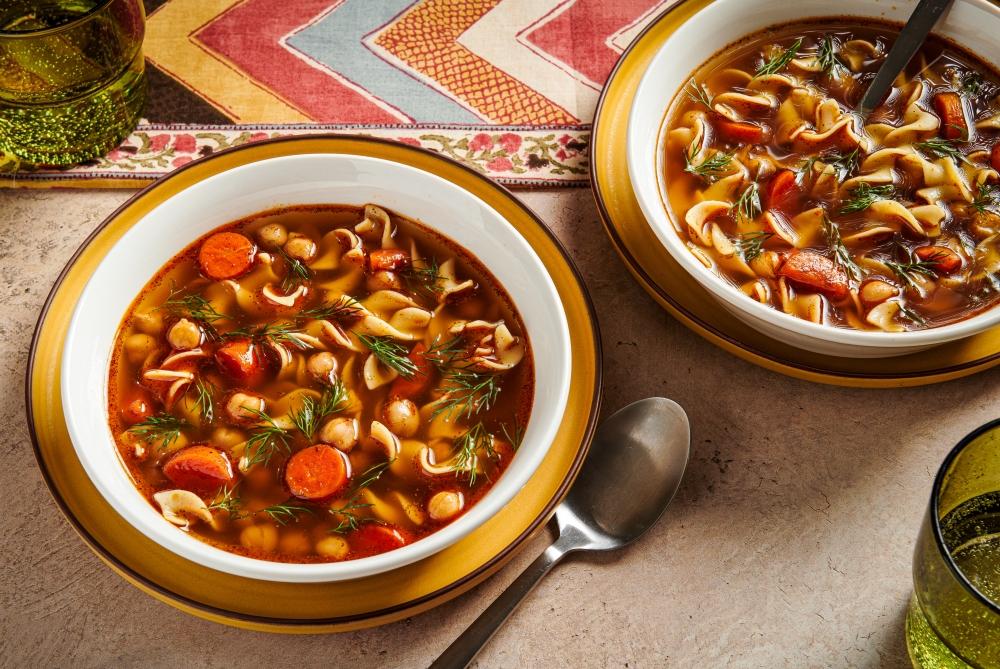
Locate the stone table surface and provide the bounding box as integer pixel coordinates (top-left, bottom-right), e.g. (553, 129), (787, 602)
(2, 186), (985, 669)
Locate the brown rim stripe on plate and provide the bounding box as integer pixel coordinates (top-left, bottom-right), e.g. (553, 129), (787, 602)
(26, 135), (602, 629)
(590, 0), (1000, 386)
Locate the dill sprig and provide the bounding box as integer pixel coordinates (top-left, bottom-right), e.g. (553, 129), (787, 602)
(899, 305), (927, 326)
(450, 422), (498, 487)
(273, 246), (314, 292)
(970, 183), (1000, 217)
(299, 296), (364, 322)
(158, 280), (231, 340)
(204, 483), (249, 520)
(289, 380), (349, 443)
(961, 72), (984, 98)
(729, 182), (761, 223)
(241, 407), (293, 468)
(914, 128), (970, 163)
(183, 377), (218, 425)
(221, 321), (310, 356)
(400, 255), (444, 298)
(127, 413), (191, 451)
(885, 248), (941, 290)
(258, 500), (317, 526)
(796, 147), (861, 184)
(754, 38), (802, 79)
(684, 78), (715, 110)
(821, 214), (866, 281)
(502, 411), (525, 452)
(735, 231), (774, 263)
(327, 460), (394, 534)
(837, 183), (895, 215)
(684, 143), (736, 184)
(814, 34), (847, 78)
(355, 333), (419, 379)
(423, 335), (502, 421)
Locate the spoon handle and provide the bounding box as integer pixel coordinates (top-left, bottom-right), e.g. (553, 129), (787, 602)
(428, 533), (574, 669)
(856, 0), (954, 117)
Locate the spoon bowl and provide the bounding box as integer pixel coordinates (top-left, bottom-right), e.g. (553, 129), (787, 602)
(430, 397), (690, 669)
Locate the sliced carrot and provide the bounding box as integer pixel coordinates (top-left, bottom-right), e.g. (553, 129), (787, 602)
(285, 445), (351, 501)
(369, 249), (411, 272)
(215, 337), (264, 382)
(163, 444), (234, 492)
(766, 169), (799, 212)
(122, 389), (155, 425)
(388, 343), (435, 402)
(198, 232), (256, 281)
(992, 143), (1000, 173)
(914, 246), (962, 275)
(933, 92), (968, 141)
(779, 251), (850, 301)
(352, 523), (410, 555)
(713, 114), (769, 144)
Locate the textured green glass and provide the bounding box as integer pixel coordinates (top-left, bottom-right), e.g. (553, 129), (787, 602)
(0, 0), (146, 165)
(909, 424), (1000, 669)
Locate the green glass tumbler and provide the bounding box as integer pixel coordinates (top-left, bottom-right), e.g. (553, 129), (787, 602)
(0, 0), (146, 165)
(908, 421), (1000, 668)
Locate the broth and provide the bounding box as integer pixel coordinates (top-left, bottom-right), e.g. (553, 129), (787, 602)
(108, 204), (533, 563)
(663, 19), (1000, 331)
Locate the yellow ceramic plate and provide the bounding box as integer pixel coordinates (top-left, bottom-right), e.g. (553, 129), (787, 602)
(26, 136), (602, 632)
(592, 0), (1000, 388)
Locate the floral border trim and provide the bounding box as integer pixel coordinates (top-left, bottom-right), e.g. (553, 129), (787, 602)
(0, 125), (591, 187)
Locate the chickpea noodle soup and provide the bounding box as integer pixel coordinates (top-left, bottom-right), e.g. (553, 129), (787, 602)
(108, 204), (533, 563)
(663, 19), (1000, 332)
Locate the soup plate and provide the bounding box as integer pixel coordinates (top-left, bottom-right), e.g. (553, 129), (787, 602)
(627, 0), (1000, 358)
(61, 149), (572, 583)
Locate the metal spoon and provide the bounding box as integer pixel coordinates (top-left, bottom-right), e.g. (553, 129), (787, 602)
(856, 0), (955, 118)
(429, 397), (690, 669)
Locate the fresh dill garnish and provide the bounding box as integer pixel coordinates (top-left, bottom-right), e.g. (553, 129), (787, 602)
(837, 183), (895, 215)
(729, 182), (761, 223)
(423, 335), (502, 421)
(821, 214), (866, 281)
(221, 321), (310, 356)
(127, 413), (191, 451)
(400, 256), (444, 298)
(735, 231), (774, 263)
(273, 246), (314, 292)
(899, 305), (927, 326)
(298, 296), (364, 322)
(204, 484), (249, 520)
(241, 407), (293, 468)
(158, 280), (231, 339)
(684, 142), (736, 184)
(289, 380), (350, 443)
(885, 248), (941, 290)
(960, 72), (983, 98)
(355, 333), (419, 379)
(814, 34), (847, 78)
(796, 147), (861, 184)
(970, 182), (1000, 217)
(502, 411), (525, 452)
(327, 460), (394, 534)
(183, 377), (218, 425)
(914, 128), (970, 163)
(754, 38), (802, 79)
(684, 78), (715, 110)
(450, 422), (498, 487)
(258, 500), (317, 526)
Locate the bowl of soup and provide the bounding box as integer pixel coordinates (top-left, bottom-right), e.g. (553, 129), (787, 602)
(61, 151), (572, 582)
(628, 0), (1000, 357)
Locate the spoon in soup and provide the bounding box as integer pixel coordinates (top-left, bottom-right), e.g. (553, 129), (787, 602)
(428, 397), (690, 669)
(856, 0), (955, 118)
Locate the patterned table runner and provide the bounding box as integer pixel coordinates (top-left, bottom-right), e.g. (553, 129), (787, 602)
(2, 0), (673, 188)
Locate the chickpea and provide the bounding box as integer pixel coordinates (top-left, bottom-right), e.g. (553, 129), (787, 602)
(225, 392), (265, 424)
(428, 491), (464, 521)
(240, 524), (278, 551)
(382, 398), (419, 437)
(319, 417), (358, 452)
(307, 352), (338, 382)
(315, 535), (349, 558)
(860, 280), (900, 308)
(283, 234), (317, 264)
(257, 223), (287, 247)
(166, 318), (202, 350)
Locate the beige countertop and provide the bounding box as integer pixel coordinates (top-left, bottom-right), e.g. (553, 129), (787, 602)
(3, 186), (988, 668)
